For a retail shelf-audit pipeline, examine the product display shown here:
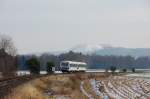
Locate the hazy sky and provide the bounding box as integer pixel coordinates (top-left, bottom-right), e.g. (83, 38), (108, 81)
(0, 0), (150, 54)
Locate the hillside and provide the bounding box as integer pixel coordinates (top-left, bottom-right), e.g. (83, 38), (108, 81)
(71, 44), (150, 57)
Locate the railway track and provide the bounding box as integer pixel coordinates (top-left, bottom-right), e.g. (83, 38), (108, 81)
(0, 75), (46, 99)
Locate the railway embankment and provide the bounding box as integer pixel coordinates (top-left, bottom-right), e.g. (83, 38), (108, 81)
(1, 73), (150, 99)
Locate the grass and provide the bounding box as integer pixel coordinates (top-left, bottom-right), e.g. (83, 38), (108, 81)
(83, 80), (103, 99)
(4, 73), (109, 99)
(5, 83), (46, 99)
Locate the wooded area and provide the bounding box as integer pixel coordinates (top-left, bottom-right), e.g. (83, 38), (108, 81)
(18, 51), (150, 71)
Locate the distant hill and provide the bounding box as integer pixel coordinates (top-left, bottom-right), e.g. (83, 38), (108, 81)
(18, 44), (150, 70)
(71, 44), (150, 57)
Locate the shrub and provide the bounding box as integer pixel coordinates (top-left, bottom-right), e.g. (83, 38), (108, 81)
(46, 61), (55, 74)
(132, 68), (135, 73)
(110, 66), (116, 73)
(122, 68), (127, 73)
(26, 58), (40, 74)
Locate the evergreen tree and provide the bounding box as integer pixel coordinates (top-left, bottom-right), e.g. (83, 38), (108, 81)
(110, 66), (117, 73)
(26, 58), (40, 74)
(46, 61), (55, 74)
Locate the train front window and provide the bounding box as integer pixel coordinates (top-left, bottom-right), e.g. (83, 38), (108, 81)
(61, 62), (69, 67)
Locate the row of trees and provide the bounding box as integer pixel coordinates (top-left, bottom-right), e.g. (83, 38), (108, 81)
(18, 51), (150, 72)
(108, 66), (135, 73)
(26, 57), (54, 74)
(39, 52), (150, 69)
(26, 58), (136, 74)
(89, 55), (150, 69)
(18, 51), (150, 73)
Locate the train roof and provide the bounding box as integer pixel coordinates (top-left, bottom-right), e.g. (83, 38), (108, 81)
(61, 61), (87, 65)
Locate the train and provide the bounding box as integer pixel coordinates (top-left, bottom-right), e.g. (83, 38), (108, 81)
(60, 61), (87, 72)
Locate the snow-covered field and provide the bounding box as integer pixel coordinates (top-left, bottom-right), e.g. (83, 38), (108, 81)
(126, 73), (150, 81)
(81, 76), (150, 99)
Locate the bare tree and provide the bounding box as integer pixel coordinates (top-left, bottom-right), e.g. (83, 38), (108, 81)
(0, 34), (17, 56)
(0, 34), (17, 76)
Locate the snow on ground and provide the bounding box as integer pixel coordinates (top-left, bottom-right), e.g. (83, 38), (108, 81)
(90, 79), (109, 99)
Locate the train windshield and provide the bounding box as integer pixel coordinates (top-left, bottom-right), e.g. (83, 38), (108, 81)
(61, 62), (69, 67)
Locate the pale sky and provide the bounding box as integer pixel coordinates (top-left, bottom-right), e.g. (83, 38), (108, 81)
(0, 0), (150, 54)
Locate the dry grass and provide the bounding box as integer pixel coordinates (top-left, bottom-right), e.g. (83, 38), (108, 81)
(83, 80), (102, 99)
(5, 83), (46, 99)
(4, 73), (108, 99)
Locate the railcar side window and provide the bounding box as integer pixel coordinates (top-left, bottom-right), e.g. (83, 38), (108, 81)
(70, 64), (77, 67)
(78, 64), (86, 67)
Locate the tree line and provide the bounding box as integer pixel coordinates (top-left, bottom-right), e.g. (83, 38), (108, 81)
(18, 51), (150, 73)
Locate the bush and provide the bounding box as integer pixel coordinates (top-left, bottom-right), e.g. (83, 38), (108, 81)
(132, 68), (135, 73)
(122, 68), (127, 73)
(110, 66), (116, 73)
(46, 61), (54, 74)
(26, 58), (40, 74)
